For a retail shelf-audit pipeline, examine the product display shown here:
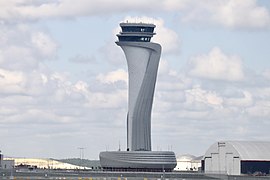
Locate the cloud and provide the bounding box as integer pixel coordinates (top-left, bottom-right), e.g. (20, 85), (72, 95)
(0, 14), (130, 158)
(224, 91), (253, 107)
(31, 31), (58, 58)
(188, 47), (244, 81)
(179, 0), (270, 29)
(148, 51), (270, 155)
(247, 100), (270, 117)
(0, 67), (127, 125)
(262, 69), (270, 80)
(212, 0), (270, 29)
(98, 40), (126, 66)
(158, 59), (170, 75)
(0, 0), (159, 21)
(1, 43), (270, 158)
(0, 23), (58, 71)
(185, 85), (223, 107)
(1, 0), (270, 159)
(1, 0), (269, 30)
(0, 68), (25, 95)
(97, 69), (127, 84)
(69, 54), (96, 64)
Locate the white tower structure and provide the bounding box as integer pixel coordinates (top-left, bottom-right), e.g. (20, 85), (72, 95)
(99, 22), (176, 171)
(116, 23), (160, 151)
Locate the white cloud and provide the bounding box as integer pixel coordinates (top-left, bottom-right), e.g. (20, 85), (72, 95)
(254, 87), (270, 99)
(183, 0), (270, 29)
(158, 59), (170, 75)
(0, 67), (127, 124)
(224, 91), (253, 107)
(0, 0), (270, 159)
(0, 24), (58, 71)
(69, 54), (96, 64)
(247, 101), (270, 117)
(189, 47), (244, 81)
(153, 20), (181, 54)
(97, 69), (127, 84)
(31, 32), (58, 58)
(185, 86), (223, 107)
(1, 0), (270, 30)
(213, 0), (270, 29)
(179, 0), (270, 29)
(0, 68), (25, 94)
(151, 54), (270, 155)
(162, 0), (191, 11)
(0, 45), (38, 71)
(1, 43), (270, 158)
(262, 69), (270, 80)
(0, 0), (159, 21)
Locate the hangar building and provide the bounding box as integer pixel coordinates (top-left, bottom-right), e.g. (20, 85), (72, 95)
(202, 141), (270, 175)
(174, 154), (202, 171)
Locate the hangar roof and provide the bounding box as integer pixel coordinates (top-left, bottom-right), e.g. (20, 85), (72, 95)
(229, 141), (270, 160)
(204, 141), (270, 161)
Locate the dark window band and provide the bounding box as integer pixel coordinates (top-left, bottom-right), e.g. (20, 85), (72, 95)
(118, 36), (151, 42)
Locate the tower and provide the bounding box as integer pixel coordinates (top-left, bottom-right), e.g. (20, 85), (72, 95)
(99, 22), (176, 171)
(116, 23), (161, 151)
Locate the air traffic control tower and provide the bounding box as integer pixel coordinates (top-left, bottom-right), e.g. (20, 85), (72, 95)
(99, 22), (177, 171)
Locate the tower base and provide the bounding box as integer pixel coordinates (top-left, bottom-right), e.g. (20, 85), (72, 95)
(99, 151), (176, 172)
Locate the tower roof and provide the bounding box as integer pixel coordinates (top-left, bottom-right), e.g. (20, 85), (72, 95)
(204, 141), (270, 161)
(120, 22), (156, 28)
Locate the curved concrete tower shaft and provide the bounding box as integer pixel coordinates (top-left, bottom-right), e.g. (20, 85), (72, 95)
(116, 23), (161, 151)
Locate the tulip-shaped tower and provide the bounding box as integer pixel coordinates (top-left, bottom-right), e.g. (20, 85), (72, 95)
(99, 22), (176, 171)
(117, 23), (160, 151)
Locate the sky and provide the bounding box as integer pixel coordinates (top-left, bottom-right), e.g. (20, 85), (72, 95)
(0, 0), (270, 160)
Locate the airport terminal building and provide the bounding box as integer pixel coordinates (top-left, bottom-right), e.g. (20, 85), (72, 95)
(202, 141), (270, 175)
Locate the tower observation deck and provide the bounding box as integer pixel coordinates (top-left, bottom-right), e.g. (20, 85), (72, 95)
(117, 23), (156, 42)
(99, 22), (176, 171)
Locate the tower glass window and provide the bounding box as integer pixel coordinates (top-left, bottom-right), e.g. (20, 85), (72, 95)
(118, 36), (151, 42)
(118, 24), (156, 42)
(121, 26), (154, 33)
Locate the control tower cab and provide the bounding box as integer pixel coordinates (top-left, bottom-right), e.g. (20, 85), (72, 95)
(117, 23), (156, 42)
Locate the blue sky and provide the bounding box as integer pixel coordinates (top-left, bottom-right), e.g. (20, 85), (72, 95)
(0, 0), (270, 160)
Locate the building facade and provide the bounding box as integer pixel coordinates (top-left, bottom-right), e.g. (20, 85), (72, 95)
(174, 154), (202, 171)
